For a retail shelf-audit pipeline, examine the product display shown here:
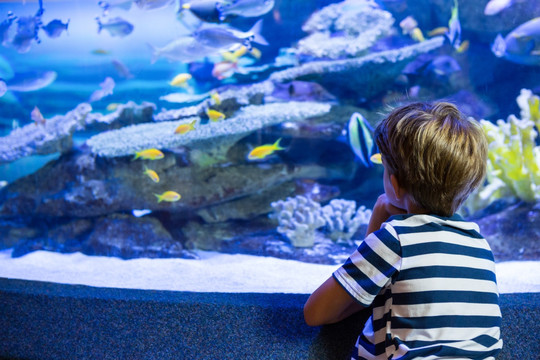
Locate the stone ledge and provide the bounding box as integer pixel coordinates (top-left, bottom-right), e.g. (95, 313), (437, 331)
(0, 278), (538, 359)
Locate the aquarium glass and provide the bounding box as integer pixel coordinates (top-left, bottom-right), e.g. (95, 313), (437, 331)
(0, 0), (538, 282)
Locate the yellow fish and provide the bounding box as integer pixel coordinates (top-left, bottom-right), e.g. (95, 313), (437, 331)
(170, 73), (192, 87)
(370, 153), (382, 165)
(221, 45), (248, 62)
(174, 119), (197, 135)
(427, 27), (448, 37)
(206, 108), (225, 122)
(107, 103), (121, 111)
(133, 148), (164, 160)
(411, 27), (425, 42)
(144, 166), (160, 183)
(155, 191), (181, 203)
(249, 47), (261, 60)
(210, 90), (221, 105)
(248, 138), (285, 160)
(456, 39), (470, 53)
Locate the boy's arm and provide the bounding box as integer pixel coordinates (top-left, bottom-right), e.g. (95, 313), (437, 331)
(366, 194), (407, 236)
(303, 276), (365, 326)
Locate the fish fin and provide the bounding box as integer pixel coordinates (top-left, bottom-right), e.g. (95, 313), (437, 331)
(154, 193), (163, 203)
(95, 17), (102, 34)
(273, 137), (284, 150)
(248, 19), (268, 46)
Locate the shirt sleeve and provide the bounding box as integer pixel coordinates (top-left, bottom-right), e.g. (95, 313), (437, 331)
(333, 221), (402, 307)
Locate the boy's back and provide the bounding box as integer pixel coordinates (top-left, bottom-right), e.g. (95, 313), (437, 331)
(334, 213), (502, 359)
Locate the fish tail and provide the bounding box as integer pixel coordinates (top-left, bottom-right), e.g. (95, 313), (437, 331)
(273, 137), (284, 150)
(491, 34), (506, 58)
(147, 43), (160, 64)
(95, 17), (103, 34)
(249, 19), (269, 46)
(132, 152), (140, 161)
(154, 193), (163, 203)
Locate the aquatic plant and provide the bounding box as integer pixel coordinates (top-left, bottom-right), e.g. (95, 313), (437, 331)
(297, 0), (394, 59)
(517, 88), (540, 130)
(321, 199), (372, 242)
(87, 101), (332, 159)
(270, 195), (326, 247)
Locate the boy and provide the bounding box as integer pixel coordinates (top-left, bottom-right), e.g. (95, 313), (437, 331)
(304, 102), (503, 359)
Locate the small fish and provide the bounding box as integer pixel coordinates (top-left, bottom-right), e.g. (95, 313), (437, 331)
(179, 0), (223, 23)
(99, 0), (134, 15)
(135, 0), (175, 10)
(410, 27), (425, 42)
(133, 148), (164, 160)
(170, 73), (192, 87)
(484, 0), (514, 16)
(347, 112), (377, 167)
(107, 102), (121, 111)
(247, 138), (284, 160)
(92, 48), (110, 55)
(216, 0), (274, 21)
(42, 19), (69, 38)
(212, 61), (238, 80)
(159, 92), (209, 103)
(455, 39), (469, 53)
(427, 26), (448, 37)
(222, 45), (248, 62)
(31, 106), (46, 125)
(194, 19), (268, 52)
(148, 37), (217, 64)
(7, 71), (57, 92)
(96, 16), (134, 37)
(447, 0), (462, 49)
(370, 153), (382, 165)
(492, 17), (540, 65)
(249, 47), (261, 59)
(112, 59), (134, 79)
(11, 13), (42, 53)
(174, 119), (197, 134)
(399, 16), (418, 35)
(0, 12), (17, 46)
(144, 166), (160, 183)
(206, 108), (225, 122)
(89, 77), (115, 102)
(154, 190), (181, 203)
(210, 90), (221, 105)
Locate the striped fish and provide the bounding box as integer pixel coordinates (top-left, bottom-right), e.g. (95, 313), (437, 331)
(347, 112), (378, 167)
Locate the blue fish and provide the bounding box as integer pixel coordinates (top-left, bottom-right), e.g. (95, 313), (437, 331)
(12, 14), (42, 53)
(0, 11), (17, 46)
(216, 0), (274, 22)
(42, 19), (69, 38)
(492, 17), (540, 66)
(347, 112), (378, 167)
(96, 16), (134, 37)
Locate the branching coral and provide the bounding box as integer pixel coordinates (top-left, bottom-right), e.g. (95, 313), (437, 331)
(321, 199), (372, 242)
(270, 196), (372, 247)
(297, 0), (394, 59)
(270, 195), (326, 247)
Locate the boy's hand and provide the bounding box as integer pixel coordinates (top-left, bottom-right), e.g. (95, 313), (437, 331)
(366, 194), (407, 236)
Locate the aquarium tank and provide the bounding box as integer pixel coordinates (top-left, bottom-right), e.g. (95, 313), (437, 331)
(0, 0), (538, 279)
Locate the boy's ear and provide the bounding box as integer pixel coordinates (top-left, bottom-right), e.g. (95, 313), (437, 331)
(390, 174), (404, 200)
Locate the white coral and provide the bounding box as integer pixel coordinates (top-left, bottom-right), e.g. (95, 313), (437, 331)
(270, 195), (325, 247)
(321, 199), (372, 242)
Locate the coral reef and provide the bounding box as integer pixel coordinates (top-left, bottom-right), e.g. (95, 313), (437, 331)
(0, 101), (156, 164)
(297, 0), (394, 59)
(270, 36), (445, 99)
(321, 199), (372, 242)
(517, 89), (540, 131)
(270, 195), (326, 247)
(87, 101), (332, 159)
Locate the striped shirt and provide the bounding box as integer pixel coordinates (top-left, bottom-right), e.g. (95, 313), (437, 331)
(333, 213), (503, 360)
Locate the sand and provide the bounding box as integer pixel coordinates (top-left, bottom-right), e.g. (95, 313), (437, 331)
(0, 249), (538, 294)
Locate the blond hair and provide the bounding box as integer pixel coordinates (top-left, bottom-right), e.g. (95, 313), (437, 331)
(374, 102), (488, 216)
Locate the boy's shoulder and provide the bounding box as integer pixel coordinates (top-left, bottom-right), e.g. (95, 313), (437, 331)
(384, 213), (482, 238)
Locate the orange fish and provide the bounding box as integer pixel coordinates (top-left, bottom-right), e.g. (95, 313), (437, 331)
(154, 191), (181, 203)
(133, 148), (164, 160)
(248, 138), (285, 160)
(31, 106), (46, 126)
(174, 119), (197, 134)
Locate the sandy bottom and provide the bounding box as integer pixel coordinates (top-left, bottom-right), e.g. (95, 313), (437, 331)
(0, 249), (538, 294)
